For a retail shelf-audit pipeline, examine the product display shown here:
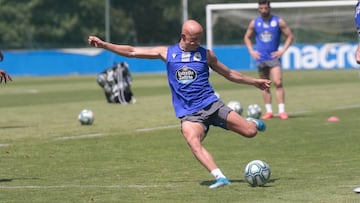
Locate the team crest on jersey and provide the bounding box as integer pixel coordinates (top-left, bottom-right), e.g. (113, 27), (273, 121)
(176, 66), (197, 84)
(270, 20), (277, 27)
(193, 52), (202, 61)
(260, 31), (272, 43)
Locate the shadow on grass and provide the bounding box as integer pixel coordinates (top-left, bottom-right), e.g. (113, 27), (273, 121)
(288, 115), (311, 119)
(200, 179), (244, 187)
(0, 179), (13, 182)
(0, 177), (40, 183)
(0, 125), (30, 129)
(200, 178), (279, 187)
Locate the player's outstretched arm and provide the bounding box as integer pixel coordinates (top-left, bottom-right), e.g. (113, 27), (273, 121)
(0, 69), (12, 84)
(88, 36), (167, 60)
(207, 50), (270, 91)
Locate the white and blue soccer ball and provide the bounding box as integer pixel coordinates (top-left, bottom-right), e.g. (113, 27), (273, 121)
(78, 109), (94, 125)
(227, 100), (243, 115)
(244, 160), (271, 187)
(247, 104), (262, 119)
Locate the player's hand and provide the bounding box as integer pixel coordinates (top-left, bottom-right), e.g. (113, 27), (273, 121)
(0, 69), (12, 84)
(250, 50), (260, 60)
(254, 78), (271, 91)
(271, 50), (284, 59)
(88, 36), (105, 48)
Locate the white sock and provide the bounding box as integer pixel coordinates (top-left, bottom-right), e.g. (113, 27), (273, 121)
(210, 168), (226, 179)
(278, 103), (285, 113)
(265, 104), (272, 113)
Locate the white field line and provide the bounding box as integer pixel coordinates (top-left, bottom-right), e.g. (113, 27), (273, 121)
(53, 133), (105, 141)
(136, 124), (179, 132)
(0, 143), (10, 147)
(333, 104), (360, 110)
(0, 184), (177, 189)
(134, 110), (311, 132)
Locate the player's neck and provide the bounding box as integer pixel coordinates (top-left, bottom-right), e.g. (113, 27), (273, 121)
(179, 41), (197, 52)
(261, 14), (272, 21)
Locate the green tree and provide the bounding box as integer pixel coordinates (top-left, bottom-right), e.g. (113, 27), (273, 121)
(0, 0), (348, 49)
(0, 0), (33, 48)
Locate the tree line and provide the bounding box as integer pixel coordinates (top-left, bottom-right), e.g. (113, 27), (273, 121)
(0, 0), (338, 49)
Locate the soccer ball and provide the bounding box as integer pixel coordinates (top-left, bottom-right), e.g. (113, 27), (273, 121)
(247, 104), (262, 118)
(227, 100), (243, 115)
(244, 160), (271, 187)
(78, 109), (94, 125)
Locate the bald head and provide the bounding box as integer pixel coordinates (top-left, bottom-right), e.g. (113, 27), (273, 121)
(180, 20), (203, 51)
(182, 20), (203, 35)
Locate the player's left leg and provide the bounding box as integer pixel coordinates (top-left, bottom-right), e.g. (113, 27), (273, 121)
(226, 111), (265, 137)
(270, 66), (288, 119)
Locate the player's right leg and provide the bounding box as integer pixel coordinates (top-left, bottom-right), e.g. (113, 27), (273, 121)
(259, 64), (273, 119)
(181, 121), (214, 166)
(181, 121), (230, 189)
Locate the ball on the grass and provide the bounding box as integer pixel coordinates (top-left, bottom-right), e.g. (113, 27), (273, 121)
(247, 104), (262, 119)
(244, 160), (271, 187)
(78, 109), (94, 125)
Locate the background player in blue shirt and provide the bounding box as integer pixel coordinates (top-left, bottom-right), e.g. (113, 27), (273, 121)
(244, 0), (293, 120)
(88, 20), (271, 189)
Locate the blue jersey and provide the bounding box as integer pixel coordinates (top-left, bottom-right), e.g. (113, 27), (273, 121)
(166, 44), (218, 118)
(254, 15), (281, 62)
(355, 1), (360, 29)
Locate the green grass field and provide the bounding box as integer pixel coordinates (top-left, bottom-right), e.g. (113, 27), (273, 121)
(0, 69), (359, 203)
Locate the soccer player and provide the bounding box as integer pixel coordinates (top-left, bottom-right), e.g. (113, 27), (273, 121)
(355, 0), (360, 64)
(88, 19), (271, 189)
(0, 51), (12, 83)
(244, 0), (294, 120)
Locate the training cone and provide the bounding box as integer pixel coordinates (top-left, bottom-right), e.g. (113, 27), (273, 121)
(327, 116), (339, 122)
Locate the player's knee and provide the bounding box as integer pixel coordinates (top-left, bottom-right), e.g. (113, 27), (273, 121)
(234, 126), (257, 138)
(185, 139), (203, 155)
(243, 129), (257, 138)
(274, 80), (283, 88)
(182, 131), (203, 153)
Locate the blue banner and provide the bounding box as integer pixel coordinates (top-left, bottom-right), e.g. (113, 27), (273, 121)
(2, 43), (359, 76)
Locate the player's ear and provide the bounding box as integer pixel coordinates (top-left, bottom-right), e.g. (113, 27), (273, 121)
(181, 33), (187, 41)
